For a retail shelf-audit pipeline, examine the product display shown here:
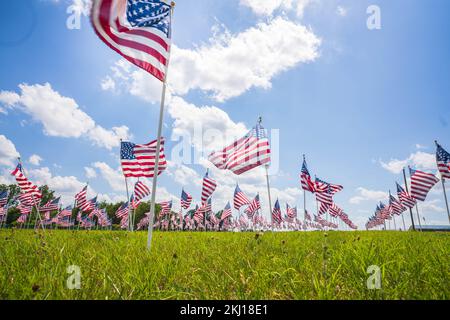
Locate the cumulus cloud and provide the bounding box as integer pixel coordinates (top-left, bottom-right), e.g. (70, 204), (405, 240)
(349, 187), (388, 204)
(0, 135), (20, 167)
(92, 162), (126, 192)
(84, 166), (97, 179)
(28, 154), (43, 166)
(239, 0), (312, 17)
(380, 151), (436, 174)
(28, 166), (86, 205)
(0, 83), (130, 150)
(336, 6), (347, 17)
(105, 17), (320, 103)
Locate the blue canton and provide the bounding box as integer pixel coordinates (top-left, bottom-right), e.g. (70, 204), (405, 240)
(121, 141), (136, 160)
(126, 0), (171, 37)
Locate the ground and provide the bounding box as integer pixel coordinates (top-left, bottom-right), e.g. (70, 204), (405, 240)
(0, 230), (448, 300)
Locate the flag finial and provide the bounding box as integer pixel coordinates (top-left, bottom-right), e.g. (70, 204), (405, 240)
(258, 116), (262, 124)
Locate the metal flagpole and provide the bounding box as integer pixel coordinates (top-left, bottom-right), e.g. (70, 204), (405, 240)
(402, 168), (416, 231)
(401, 213), (406, 231)
(147, 2), (175, 250)
(441, 179), (450, 224)
(265, 165), (273, 230)
(435, 141), (450, 223)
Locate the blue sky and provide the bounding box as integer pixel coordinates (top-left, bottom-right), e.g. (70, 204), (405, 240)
(1, 0), (449, 228)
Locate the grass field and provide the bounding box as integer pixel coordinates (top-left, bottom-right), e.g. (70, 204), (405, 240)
(0, 229), (449, 300)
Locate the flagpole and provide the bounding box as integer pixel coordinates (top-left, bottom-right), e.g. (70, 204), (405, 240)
(435, 141), (450, 223)
(401, 213), (406, 231)
(441, 179), (450, 224)
(402, 168), (416, 231)
(264, 164), (273, 230)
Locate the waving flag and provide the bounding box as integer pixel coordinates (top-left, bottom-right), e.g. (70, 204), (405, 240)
(245, 194), (261, 218)
(436, 142), (450, 180)
(318, 201), (330, 215)
(286, 203), (297, 220)
(75, 185), (88, 209)
(221, 202), (232, 221)
(208, 122), (271, 175)
(201, 171), (217, 204)
(121, 139), (167, 178)
(315, 185), (333, 206)
(329, 203), (342, 217)
(396, 183), (416, 208)
(116, 202), (129, 219)
(272, 199), (283, 224)
(389, 192), (405, 215)
(409, 167), (439, 201)
(0, 190), (8, 207)
(81, 196), (98, 213)
(40, 197), (61, 212)
(233, 184), (251, 210)
(315, 177), (343, 195)
(180, 189), (192, 209)
(158, 200), (172, 217)
(59, 206), (73, 218)
(300, 157), (315, 193)
(10, 164), (42, 200)
(304, 209), (312, 221)
(132, 181), (151, 208)
(91, 0), (172, 82)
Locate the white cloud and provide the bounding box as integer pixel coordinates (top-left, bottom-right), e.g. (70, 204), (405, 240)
(239, 0), (311, 17)
(28, 154), (43, 166)
(0, 135), (20, 167)
(168, 96), (248, 154)
(92, 162), (125, 192)
(106, 17), (320, 103)
(28, 166), (86, 205)
(336, 6), (347, 17)
(380, 151), (436, 174)
(0, 83), (130, 150)
(84, 166), (97, 179)
(349, 187), (388, 204)
(420, 199), (445, 214)
(167, 161), (202, 187)
(100, 76), (116, 92)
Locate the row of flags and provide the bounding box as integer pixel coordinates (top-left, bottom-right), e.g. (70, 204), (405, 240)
(300, 156), (357, 230)
(366, 141), (450, 229)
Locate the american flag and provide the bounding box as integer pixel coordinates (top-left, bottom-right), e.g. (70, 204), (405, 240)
(409, 167), (439, 201)
(17, 214), (27, 224)
(201, 171), (217, 204)
(300, 156), (315, 193)
(315, 177), (343, 195)
(158, 200), (172, 217)
(436, 142), (450, 180)
(244, 193), (261, 218)
(389, 193), (405, 215)
(233, 184), (251, 210)
(10, 164), (42, 200)
(315, 184), (333, 206)
(396, 182), (416, 208)
(80, 196), (97, 212)
(194, 198), (211, 223)
(208, 122), (271, 176)
(329, 203), (342, 217)
(272, 199), (283, 224)
(17, 203), (32, 215)
(75, 186), (88, 210)
(180, 189), (192, 209)
(132, 180), (151, 208)
(304, 209), (312, 221)
(379, 202), (390, 219)
(40, 197), (61, 212)
(58, 205), (73, 218)
(0, 190), (8, 207)
(91, 0), (172, 82)
(116, 202), (129, 219)
(286, 203), (297, 220)
(121, 139), (167, 178)
(221, 202), (232, 221)
(318, 201), (330, 215)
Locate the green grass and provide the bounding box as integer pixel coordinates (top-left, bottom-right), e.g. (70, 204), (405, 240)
(0, 229), (449, 300)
